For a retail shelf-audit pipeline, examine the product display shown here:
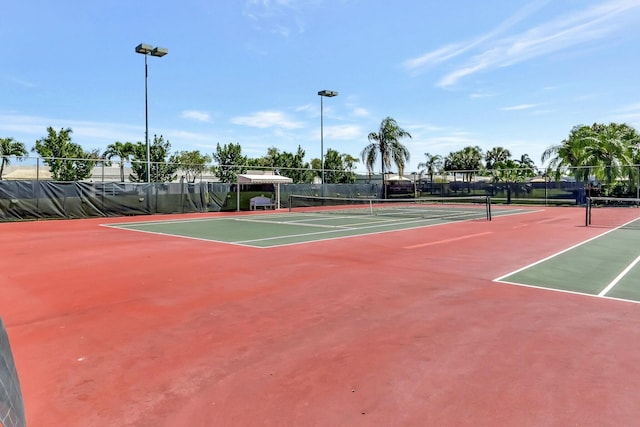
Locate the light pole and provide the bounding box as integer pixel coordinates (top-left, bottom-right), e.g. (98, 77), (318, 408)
(317, 90), (338, 184)
(135, 43), (168, 183)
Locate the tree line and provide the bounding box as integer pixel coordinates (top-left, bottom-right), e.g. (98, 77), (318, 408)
(1, 119), (639, 196)
(0, 127), (358, 184)
(542, 123), (640, 196)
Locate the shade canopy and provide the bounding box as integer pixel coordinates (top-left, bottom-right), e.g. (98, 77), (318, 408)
(236, 173), (292, 211)
(385, 174), (410, 181)
(237, 174), (293, 185)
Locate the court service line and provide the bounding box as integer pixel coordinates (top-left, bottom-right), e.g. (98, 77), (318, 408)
(232, 217), (355, 229)
(498, 279), (640, 305)
(598, 255), (640, 297)
(491, 208), (544, 219)
(235, 216), (441, 244)
(404, 231), (493, 249)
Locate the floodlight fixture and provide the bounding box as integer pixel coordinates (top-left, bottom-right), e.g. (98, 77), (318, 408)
(318, 90), (338, 97)
(135, 43), (153, 54)
(151, 47), (168, 57)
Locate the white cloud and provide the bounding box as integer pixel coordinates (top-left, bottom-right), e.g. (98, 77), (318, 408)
(166, 130), (212, 143)
(0, 113), (141, 147)
(406, 123), (446, 133)
(243, 0), (322, 36)
(324, 124), (362, 140)
(500, 104), (540, 111)
(351, 107), (369, 118)
(9, 77), (37, 88)
(294, 103), (315, 113)
(404, 0), (551, 74)
(612, 103), (640, 126)
(231, 110), (304, 129)
(403, 43), (469, 74)
(180, 110), (211, 122)
(418, 133), (479, 149)
(469, 91), (497, 99)
(404, 0), (640, 87)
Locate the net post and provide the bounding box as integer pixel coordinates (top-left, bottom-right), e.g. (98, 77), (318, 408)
(288, 194), (292, 212)
(487, 196), (492, 221)
(585, 197), (590, 226)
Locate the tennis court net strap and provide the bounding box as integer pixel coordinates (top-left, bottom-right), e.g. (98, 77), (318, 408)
(288, 195), (492, 221)
(586, 197), (640, 228)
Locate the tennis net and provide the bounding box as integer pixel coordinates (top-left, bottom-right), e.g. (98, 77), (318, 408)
(586, 197), (640, 228)
(289, 195), (491, 221)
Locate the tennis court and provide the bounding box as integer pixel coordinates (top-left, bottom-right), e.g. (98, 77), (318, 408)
(105, 196), (499, 248)
(496, 219), (640, 303)
(2, 198), (640, 426)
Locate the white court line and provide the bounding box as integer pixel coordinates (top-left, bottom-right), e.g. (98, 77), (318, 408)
(232, 217), (356, 229)
(493, 224), (626, 282)
(102, 209), (490, 248)
(491, 208), (545, 218)
(237, 217), (478, 247)
(236, 210), (478, 231)
(495, 214), (640, 283)
(98, 224), (261, 248)
(232, 212), (404, 228)
(279, 214), (385, 226)
(498, 279), (640, 305)
(493, 217), (640, 304)
(234, 216), (441, 244)
(598, 255), (640, 297)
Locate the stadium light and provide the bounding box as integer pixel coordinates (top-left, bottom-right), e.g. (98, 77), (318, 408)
(135, 43), (168, 183)
(317, 90), (338, 184)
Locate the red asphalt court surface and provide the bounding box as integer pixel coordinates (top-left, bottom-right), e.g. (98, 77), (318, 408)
(2, 207), (640, 426)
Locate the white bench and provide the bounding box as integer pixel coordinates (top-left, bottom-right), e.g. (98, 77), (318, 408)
(250, 196), (276, 210)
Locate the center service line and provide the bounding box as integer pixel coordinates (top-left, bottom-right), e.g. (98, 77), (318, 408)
(404, 231), (493, 249)
(598, 254), (640, 297)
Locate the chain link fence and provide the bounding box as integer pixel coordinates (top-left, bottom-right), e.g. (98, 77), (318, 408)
(3, 155), (639, 220)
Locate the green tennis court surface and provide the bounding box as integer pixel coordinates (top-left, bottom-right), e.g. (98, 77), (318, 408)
(104, 213), (479, 248)
(496, 221), (640, 303)
(106, 204), (532, 249)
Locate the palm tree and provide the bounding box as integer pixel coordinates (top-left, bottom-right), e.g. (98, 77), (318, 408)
(581, 123), (633, 192)
(493, 159), (536, 204)
(541, 123), (640, 197)
(103, 141), (136, 182)
(0, 137), (28, 180)
(361, 117), (411, 198)
(459, 145), (484, 183)
(444, 151), (462, 183)
(417, 152), (443, 194)
(485, 146), (511, 170)
(541, 126), (590, 183)
(443, 146), (483, 193)
(517, 153), (536, 171)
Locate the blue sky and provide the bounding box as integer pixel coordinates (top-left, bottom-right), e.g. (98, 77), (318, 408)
(1, 0), (639, 174)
